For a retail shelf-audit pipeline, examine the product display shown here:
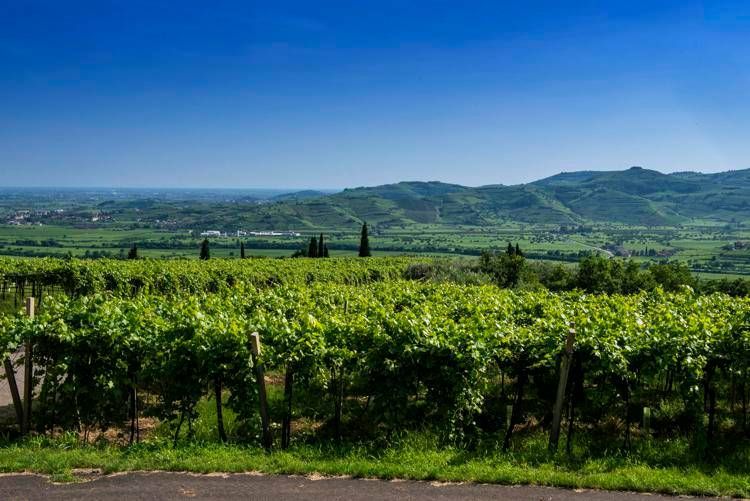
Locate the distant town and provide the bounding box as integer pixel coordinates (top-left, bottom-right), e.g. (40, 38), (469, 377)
(5, 210), (302, 239)
(198, 230), (302, 238)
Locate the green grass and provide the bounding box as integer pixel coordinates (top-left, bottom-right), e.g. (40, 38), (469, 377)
(0, 389), (747, 495)
(0, 433), (748, 496)
(0, 374), (748, 496)
(3, 394), (748, 495)
(2, 391), (746, 496)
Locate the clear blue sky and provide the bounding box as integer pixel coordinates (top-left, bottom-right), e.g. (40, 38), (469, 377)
(1, 1), (749, 189)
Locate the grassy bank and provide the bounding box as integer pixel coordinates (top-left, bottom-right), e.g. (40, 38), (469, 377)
(1, 432), (748, 497)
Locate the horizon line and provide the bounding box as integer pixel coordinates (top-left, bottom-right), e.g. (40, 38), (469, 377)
(0, 165), (746, 192)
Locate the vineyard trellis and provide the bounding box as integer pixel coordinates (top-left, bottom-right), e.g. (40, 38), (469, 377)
(1, 277), (748, 452)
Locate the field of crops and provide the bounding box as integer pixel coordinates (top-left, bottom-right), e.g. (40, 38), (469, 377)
(1, 257), (748, 458)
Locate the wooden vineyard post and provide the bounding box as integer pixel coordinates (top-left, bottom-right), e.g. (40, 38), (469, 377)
(250, 332), (272, 450)
(2, 290), (25, 432)
(642, 406), (651, 435)
(3, 357), (24, 431)
(549, 322), (576, 453)
(505, 404), (513, 430)
(281, 366), (294, 449)
(23, 297), (35, 434)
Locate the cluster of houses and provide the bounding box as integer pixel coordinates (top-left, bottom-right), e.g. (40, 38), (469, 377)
(720, 241), (750, 251)
(6, 209), (65, 226)
(199, 229), (301, 238)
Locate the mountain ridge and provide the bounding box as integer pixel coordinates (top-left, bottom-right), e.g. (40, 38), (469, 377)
(242, 166), (750, 229)
(65, 167), (750, 230)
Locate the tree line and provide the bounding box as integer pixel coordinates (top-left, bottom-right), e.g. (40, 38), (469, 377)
(128, 223), (373, 260)
(478, 243), (697, 293)
(404, 242), (748, 296)
(290, 223), (370, 258)
(124, 233), (748, 296)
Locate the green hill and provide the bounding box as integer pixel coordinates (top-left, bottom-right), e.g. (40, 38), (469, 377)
(79, 167), (750, 229)
(255, 166), (750, 228)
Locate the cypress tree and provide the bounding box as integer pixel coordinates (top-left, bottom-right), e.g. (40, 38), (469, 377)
(323, 244), (329, 258)
(358, 223), (371, 257)
(200, 238), (210, 260)
(127, 244), (138, 260)
(308, 236), (318, 258)
(515, 243), (522, 257)
(240, 241), (246, 259)
(318, 233), (324, 258)
(507, 242), (515, 256)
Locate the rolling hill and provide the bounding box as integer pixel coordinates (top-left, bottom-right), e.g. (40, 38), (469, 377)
(232, 166), (750, 229)
(62, 167), (750, 230)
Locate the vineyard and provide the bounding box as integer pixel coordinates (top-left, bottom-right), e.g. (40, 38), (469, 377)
(0, 257), (417, 301)
(1, 257), (748, 463)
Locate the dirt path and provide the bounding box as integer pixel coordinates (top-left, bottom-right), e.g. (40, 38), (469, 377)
(0, 472), (687, 500)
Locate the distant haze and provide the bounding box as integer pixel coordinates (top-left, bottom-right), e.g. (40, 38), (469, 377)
(2, 1), (750, 189)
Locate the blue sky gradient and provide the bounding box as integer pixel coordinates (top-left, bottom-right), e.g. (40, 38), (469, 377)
(1, 1), (749, 188)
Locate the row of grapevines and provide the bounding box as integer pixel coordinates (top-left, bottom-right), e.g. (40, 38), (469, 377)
(1, 282), (748, 447)
(0, 256), (425, 298)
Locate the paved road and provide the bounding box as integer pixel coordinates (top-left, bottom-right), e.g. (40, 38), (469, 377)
(0, 472), (685, 500)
